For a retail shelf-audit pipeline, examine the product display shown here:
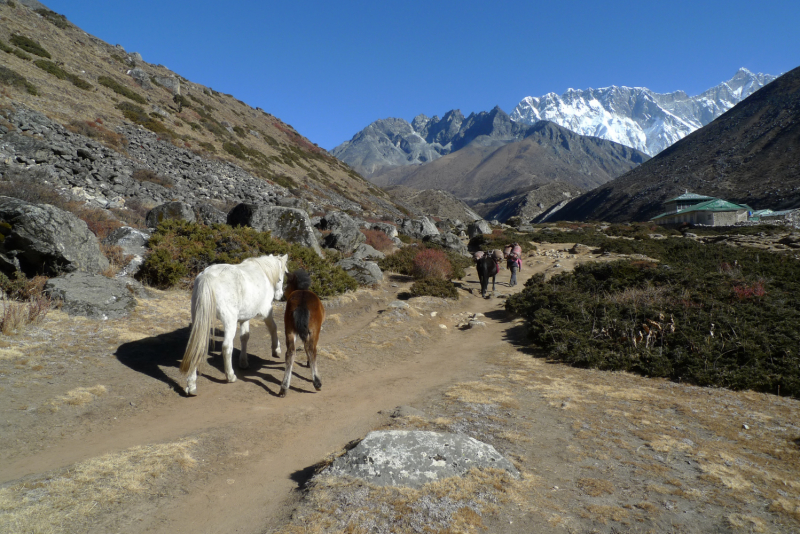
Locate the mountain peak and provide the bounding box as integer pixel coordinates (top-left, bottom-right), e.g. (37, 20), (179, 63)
(510, 69), (777, 156)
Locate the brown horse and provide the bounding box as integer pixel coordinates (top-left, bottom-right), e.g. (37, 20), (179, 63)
(280, 269), (325, 397)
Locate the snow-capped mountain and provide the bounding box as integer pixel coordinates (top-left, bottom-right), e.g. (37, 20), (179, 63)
(510, 68), (776, 156)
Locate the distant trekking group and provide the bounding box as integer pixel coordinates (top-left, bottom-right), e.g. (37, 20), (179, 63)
(472, 242), (522, 295)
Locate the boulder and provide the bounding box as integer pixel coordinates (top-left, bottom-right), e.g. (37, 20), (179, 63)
(335, 257), (383, 285)
(399, 217), (439, 239)
(145, 201), (196, 228)
(228, 203), (323, 257)
(325, 430), (519, 488)
(0, 196), (109, 277)
(352, 243), (385, 261)
(193, 202), (226, 226)
(569, 243), (593, 255)
(423, 232), (469, 257)
(467, 220), (492, 239)
(44, 272), (138, 319)
(368, 221), (399, 239)
(102, 226), (151, 277)
(320, 211), (366, 252)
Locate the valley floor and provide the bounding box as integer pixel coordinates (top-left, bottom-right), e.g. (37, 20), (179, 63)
(1, 245), (798, 533)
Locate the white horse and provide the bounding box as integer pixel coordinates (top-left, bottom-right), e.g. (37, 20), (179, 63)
(180, 254), (288, 396)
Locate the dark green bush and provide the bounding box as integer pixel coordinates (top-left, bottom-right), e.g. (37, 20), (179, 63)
(10, 48), (31, 61)
(0, 66), (38, 95)
(0, 40), (13, 53)
(116, 102), (175, 138)
(409, 278), (458, 299)
(99, 76), (147, 104)
(506, 238), (800, 397)
(34, 8), (70, 29)
(136, 220), (357, 296)
(33, 60), (92, 90)
(10, 35), (50, 58)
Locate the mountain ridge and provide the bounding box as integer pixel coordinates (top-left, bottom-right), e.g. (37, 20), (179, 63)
(511, 68), (777, 156)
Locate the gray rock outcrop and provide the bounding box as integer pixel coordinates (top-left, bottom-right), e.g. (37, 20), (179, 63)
(0, 196), (109, 277)
(44, 272), (138, 319)
(423, 232), (469, 256)
(325, 430), (519, 488)
(398, 217), (439, 239)
(319, 211), (366, 252)
(227, 203), (323, 257)
(145, 201), (196, 228)
(335, 258), (383, 285)
(467, 220), (492, 239)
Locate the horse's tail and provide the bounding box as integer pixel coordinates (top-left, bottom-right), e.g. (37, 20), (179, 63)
(180, 277), (216, 375)
(293, 305), (311, 343)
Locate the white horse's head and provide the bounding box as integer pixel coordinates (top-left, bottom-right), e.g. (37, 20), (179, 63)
(272, 254), (289, 301)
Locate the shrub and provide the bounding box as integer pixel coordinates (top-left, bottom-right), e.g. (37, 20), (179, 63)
(361, 229), (394, 252)
(506, 238), (800, 398)
(412, 249), (451, 280)
(116, 102), (175, 138)
(34, 8), (70, 29)
(0, 40), (14, 53)
(409, 278), (458, 299)
(0, 271), (48, 300)
(10, 48), (31, 61)
(99, 76), (147, 104)
(136, 220), (357, 296)
(1, 296), (52, 335)
(33, 60), (93, 90)
(0, 66), (38, 95)
(9, 35), (50, 58)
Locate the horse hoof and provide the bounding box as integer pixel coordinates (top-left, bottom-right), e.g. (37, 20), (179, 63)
(273, 350), (282, 359)
(227, 374), (237, 383)
(313, 379), (322, 391)
(279, 388), (287, 397)
(239, 361), (249, 369)
(185, 386), (197, 396)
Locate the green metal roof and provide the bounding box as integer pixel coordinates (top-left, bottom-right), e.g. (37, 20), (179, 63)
(651, 198), (749, 221)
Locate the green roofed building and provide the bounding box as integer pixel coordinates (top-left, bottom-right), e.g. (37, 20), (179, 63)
(651, 191), (751, 226)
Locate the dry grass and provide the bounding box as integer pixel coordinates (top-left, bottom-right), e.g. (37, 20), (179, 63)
(0, 438), (197, 534)
(0, 296), (52, 335)
(278, 468), (532, 534)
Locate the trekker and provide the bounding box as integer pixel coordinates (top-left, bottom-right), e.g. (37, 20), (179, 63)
(507, 243), (522, 286)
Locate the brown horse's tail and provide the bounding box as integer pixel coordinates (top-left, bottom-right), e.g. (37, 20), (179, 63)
(180, 277), (215, 375)
(293, 305), (311, 343)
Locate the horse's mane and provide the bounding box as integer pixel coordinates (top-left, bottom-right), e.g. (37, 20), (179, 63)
(249, 254), (287, 286)
(289, 269), (312, 290)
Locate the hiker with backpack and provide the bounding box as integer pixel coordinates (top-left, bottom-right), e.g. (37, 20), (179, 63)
(506, 242), (522, 286)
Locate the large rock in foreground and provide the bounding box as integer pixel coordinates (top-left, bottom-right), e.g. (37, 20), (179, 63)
(227, 203), (323, 257)
(325, 430), (519, 488)
(0, 196), (109, 277)
(44, 272), (139, 319)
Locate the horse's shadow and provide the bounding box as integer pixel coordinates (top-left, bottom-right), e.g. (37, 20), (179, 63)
(115, 327), (316, 397)
(114, 326), (191, 395)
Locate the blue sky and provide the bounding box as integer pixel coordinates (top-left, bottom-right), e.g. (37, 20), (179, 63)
(44, 0), (799, 151)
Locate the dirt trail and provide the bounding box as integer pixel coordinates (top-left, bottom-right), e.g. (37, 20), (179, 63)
(1, 253), (545, 534)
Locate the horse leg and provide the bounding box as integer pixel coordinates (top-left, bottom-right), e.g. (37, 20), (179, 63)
(238, 320), (250, 369)
(220, 318), (237, 383)
(492, 274), (496, 292)
(186, 367), (198, 396)
(307, 336), (322, 391)
(265, 309), (281, 358)
(280, 332), (296, 397)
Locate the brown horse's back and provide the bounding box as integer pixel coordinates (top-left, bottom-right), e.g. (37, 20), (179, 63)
(285, 290), (325, 342)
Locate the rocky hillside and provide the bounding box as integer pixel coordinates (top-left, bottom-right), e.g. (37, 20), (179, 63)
(367, 120), (649, 205)
(382, 186), (481, 223)
(0, 2), (400, 217)
(549, 65), (800, 223)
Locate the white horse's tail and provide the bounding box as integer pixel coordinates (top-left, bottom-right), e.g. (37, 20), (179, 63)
(180, 277), (215, 375)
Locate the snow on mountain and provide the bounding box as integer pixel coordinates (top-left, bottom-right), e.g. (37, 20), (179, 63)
(510, 68), (777, 156)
